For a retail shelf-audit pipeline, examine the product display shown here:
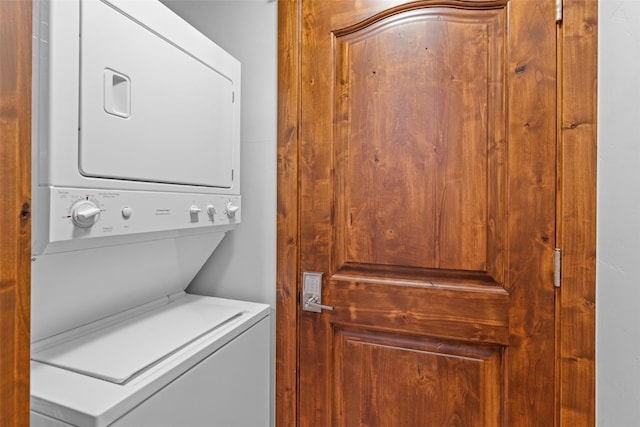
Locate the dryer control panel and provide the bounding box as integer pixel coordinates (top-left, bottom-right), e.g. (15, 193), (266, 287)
(36, 187), (241, 254)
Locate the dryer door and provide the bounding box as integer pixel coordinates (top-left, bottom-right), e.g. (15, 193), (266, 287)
(78, 0), (238, 188)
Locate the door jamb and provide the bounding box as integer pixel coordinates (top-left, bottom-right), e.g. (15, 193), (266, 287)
(0, 0), (33, 424)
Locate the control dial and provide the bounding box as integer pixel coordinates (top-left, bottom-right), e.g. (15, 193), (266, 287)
(71, 200), (101, 228)
(225, 202), (239, 218)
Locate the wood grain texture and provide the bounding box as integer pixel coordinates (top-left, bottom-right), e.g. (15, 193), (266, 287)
(505, 0), (557, 423)
(333, 8), (507, 278)
(276, 0), (597, 425)
(326, 278), (511, 345)
(0, 0), (32, 425)
(298, 0), (555, 425)
(275, 0), (300, 425)
(558, 0), (597, 425)
(334, 327), (503, 427)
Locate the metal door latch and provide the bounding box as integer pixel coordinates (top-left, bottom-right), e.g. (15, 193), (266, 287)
(302, 271), (333, 313)
(304, 295), (333, 312)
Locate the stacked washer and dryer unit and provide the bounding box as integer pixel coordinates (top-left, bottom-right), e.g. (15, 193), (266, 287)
(30, 1), (270, 426)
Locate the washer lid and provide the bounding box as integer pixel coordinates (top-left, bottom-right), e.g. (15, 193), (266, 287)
(31, 297), (242, 384)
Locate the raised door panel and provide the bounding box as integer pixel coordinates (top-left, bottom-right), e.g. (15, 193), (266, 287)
(334, 328), (503, 427)
(334, 8), (506, 280)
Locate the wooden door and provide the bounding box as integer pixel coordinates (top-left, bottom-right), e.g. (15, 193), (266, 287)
(296, 0), (557, 425)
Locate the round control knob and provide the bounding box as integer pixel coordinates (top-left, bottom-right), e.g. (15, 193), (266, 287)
(121, 206), (132, 219)
(189, 205), (202, 215)
(225, 202), (239, 218)
(206, 204), (216, 217)
(71, 200), (101, 228)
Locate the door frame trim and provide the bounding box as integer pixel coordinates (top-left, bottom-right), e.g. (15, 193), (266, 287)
(276, 1), (301, 424)
(555, 1), (597, 424)
(276, 0), (597, 425)
(0, 0), (32, 424)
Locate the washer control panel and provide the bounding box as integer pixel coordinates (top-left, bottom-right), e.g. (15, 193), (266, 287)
(47, 187), (241, 243)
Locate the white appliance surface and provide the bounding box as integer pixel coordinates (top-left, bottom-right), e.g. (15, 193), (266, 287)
(30, 1), (270, 427)
(111, 313), (270, 427)
(33, 0), (241, 194)
(31, 0), (244, 340)
(79, 0), (235, 188)
(31, 294), (270, 427)
(32, 295), (242, 384)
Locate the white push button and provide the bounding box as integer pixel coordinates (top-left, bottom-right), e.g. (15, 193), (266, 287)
(190, 205), (201, 223)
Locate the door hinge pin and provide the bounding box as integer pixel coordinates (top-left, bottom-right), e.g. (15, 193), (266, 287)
(555, 0), (563, 23)
(554, 248), (562, 288)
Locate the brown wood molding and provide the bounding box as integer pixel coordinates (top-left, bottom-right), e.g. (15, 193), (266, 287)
(557, 0), (597, 425)
(276, 0), (300, 426)
(0, 0), (32, 425)
(333, 0), (509, 37)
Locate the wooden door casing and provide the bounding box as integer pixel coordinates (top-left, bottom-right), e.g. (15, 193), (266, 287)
(276, 0), (598, 425)
(0, 0), (32, 425)
(557, 1), (597, 425)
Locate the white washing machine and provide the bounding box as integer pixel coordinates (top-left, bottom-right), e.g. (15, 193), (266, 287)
(30, 295), (270, 427)
(30, 1), (270, 425)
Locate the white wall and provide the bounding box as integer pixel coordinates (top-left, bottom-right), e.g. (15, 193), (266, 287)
(597, 1), (640, 425)
(160, 0), (277, 308)
(159, 2), (277, 424)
